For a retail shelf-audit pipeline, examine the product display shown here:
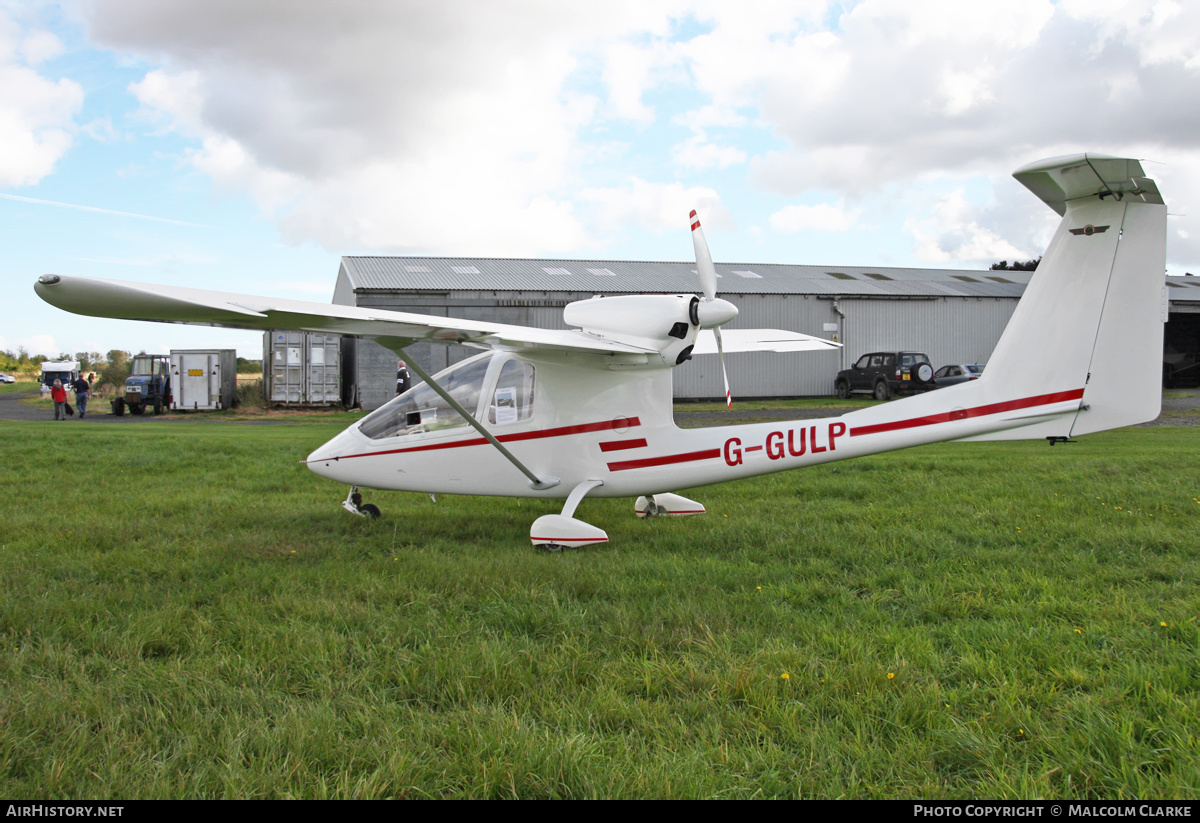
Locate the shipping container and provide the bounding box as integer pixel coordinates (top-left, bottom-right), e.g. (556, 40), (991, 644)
(263, 331), (342, 405)
(169, 349), (237, 410)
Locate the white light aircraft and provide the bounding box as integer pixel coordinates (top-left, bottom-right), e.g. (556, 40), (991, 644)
(35, 154), (1167, 549)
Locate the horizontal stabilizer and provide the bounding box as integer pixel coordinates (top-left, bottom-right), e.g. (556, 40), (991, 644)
(1013, 153), (1164, 216)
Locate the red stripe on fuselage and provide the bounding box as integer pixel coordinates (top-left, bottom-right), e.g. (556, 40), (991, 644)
(848, 389), (1085, 437)
(531, 536), (609, 543)
(599, 438), (648, 452)
(328, 417), (642, 462)
(607, 448), (721, 472)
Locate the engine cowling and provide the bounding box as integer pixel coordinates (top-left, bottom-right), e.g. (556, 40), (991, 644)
(562, 294), (703, 367)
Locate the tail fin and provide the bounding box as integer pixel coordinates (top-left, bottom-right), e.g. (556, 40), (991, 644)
(970, 154), (1167, 439)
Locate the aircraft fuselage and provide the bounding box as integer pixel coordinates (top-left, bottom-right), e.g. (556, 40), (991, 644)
(305, 349), (1085, 498)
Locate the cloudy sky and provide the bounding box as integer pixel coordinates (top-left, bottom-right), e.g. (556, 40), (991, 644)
(3, 0), (1199, 359)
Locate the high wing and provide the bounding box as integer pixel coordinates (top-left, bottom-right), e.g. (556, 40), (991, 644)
(35, 274), (839, 359)
(33, 275), (654, 356)
(692, 328), (840, 354)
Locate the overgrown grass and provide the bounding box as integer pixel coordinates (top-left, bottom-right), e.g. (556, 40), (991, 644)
(0, 420), (1197, 798)
(234, 378), (267, 411)
(0, 381), (39, 396)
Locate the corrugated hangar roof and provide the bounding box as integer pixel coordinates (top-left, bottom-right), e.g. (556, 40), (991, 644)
(340, 256), (1036, 299)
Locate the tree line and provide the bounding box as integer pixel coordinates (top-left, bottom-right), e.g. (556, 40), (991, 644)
(990, 258), (1041, 271)
(1, 349), (261, 387)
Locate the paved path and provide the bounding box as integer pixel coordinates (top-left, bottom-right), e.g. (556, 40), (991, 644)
(0, 389), (140, 423)
(0, 389), (224, 424)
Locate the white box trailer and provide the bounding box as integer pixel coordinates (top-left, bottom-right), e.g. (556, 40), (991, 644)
(263, 331), (342, 405)
(169, 349), (237, 410)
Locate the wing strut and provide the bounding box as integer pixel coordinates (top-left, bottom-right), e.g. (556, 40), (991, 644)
(398, 347), (560, 491)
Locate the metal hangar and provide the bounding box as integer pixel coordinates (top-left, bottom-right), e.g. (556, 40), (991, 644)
(333, 256), (1041, 411)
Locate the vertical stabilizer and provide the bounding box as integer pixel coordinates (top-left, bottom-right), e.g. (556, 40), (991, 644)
(965, 154), (1167, 439)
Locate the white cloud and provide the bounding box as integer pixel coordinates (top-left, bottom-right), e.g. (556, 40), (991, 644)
(671, 104), (747, 131)
(89, 1), (696, 254)
(578, 177), (730, 235)
(938, 65), (996, 117)
(905, 188), (1031, 264)
(19, 29), (64, 64)
(1063, 0), (1200, 69)
(671, 134), (746, 169)
(770, 201), (862, 233)
(602, 41), (674, 124)
(63, 0), (1200, 274)
(128, 69), (205, 135)
(674, 0), (1200, 203)
(1, 334), (61, 358)
(0, 10), (83, 187)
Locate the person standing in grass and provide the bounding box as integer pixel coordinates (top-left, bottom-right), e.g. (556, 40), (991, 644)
(51, 379), (67, 420)
(72, 374), (91, 419)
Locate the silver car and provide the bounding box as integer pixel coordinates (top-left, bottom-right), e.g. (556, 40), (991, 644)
(933, 364), (984, 387)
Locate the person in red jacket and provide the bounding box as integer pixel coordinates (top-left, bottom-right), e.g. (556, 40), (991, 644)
(51, 379), (68, 420)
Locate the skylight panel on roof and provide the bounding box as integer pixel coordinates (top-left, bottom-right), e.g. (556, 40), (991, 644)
(986, 275), (1015, 284)
(405, 265), (430, 273)
(826, 272), (856, 280)
(543, 267), (571, 275)
(731, 270), (761, 279)
(951, 275), (981, 283)
(586, 268), (615, 276)
(451, 265), (480, 275)
(862, 272), (893, 281)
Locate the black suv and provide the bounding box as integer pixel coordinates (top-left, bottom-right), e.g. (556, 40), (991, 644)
(835, 351), (935, 400)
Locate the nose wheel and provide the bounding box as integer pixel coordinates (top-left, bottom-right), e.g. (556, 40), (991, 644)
(342, 486), (381, 519)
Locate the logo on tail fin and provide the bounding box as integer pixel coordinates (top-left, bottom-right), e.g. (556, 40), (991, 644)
(1069, 224), (1110, 236)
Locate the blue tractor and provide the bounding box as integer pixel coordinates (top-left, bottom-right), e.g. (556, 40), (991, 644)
(113, 354), (171, 416)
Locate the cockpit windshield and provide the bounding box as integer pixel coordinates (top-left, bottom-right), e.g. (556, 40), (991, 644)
(358, 353), (494, 441)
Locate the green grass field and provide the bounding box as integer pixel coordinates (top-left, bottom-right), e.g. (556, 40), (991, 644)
(0, 381), (40, 396)
(1, 417), (1196, 798)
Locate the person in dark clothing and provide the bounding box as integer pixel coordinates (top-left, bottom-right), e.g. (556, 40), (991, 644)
(72, 375), (91, 418)
(396, 361), (411, 396)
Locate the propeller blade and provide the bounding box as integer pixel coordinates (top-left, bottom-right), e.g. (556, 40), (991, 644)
(715, 326), (731, 409)
(690, 210), (717, 301)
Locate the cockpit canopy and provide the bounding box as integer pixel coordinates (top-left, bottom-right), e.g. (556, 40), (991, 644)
(358, 351), (536, 441)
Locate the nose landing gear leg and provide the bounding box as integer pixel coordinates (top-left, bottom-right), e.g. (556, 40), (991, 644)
(342, 486), (381, 519)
